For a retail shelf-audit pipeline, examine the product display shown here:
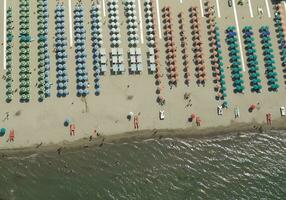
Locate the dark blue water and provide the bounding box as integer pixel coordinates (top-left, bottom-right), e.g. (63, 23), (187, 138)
(0, 130), (285, 200)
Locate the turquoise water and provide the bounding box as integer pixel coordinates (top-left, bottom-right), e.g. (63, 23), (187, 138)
(0, 130), (285, 199)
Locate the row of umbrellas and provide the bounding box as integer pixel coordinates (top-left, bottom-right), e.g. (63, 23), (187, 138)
(19, 0), (30, 36)
(213, 26), (227, 100)
(178, 12), (191, 85)
(91, 4), (102, 96)
(145, 0), (156, 48)
(163, 6), (178, 85)
(124, 0), (139, 48)
(206, 3), (227, 100)
(6, 7), (13, 102)
(74, 5), (89, 97)
(38, 0), (51, 101)
(243, 26), (262, 93)
(274, 5), (286, 68)
(108, 0), (121, 47)
(19, 0), (31, 102)
(144, 0), (164, 103)
(260, 26), (279, 91)
(55, 4), (69, 97)
(226, 26), (245, 93)
(190, 6), (206, 85)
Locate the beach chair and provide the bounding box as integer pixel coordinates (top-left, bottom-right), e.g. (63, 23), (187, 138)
(101, 63), (107, 72)
(130, 56), (136, 64)
(130, 48), (136, 56)
(112, 56), (118, 72)
(118, 55), (123, 64)
(130, 63), (137, 72)
(149, 47), (155, 56)
(137, 63), (143, 72)
(119, 63), (125, 72)
(111, 48), (117, 56)
(137, 54), (142, 64)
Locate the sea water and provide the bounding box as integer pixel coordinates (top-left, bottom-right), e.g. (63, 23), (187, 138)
(0, 130), (285, 200)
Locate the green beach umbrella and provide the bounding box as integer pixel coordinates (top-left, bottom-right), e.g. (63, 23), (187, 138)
(6, 87), (13, 94)
(221, 86), (227, 92)
(6, 94), (13, 101)
(0, 128), (7, 137)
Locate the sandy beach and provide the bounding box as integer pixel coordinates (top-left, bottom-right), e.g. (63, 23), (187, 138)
(0, 0), (286, 150)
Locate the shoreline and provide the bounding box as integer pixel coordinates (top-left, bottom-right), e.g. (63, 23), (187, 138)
(0, 0), (286, 155)
(1, 118), (286, 155)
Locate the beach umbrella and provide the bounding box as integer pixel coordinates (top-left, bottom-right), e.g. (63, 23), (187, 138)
(249, 104), (256, 111)
(0, 128), (6, 137)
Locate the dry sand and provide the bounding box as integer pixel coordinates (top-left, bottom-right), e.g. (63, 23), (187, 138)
(0, 0), (286, 150)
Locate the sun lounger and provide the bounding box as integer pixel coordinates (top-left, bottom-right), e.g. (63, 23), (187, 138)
(135, 48), (141, 56)
(111, 48), (117, 56)
(136, 54), (142, 63)
(137, 63), (143, 72)
(100, 48), (106, 56)
(118, 55), (123, 64)
(149, 47), (154, 55)
(118, 63), (124, 72)
(100, 55), (106, 64)
(130, 56), (136, 64)
(149, 55), (155, 64)
(131, 63), (137, 72)
(130, 48), (136, 56)
(101, 63), (107, 72)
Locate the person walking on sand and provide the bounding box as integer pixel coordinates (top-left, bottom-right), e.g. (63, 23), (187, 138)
(3, 112), (9, 121)
(8, 129), (15, 142)
(70, 124), (76, 136)
(134, 116), (139, 129)
(196, 117), (201, 126)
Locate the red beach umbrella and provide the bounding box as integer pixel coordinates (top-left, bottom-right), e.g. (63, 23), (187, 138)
(212, 44), (217, 50)
(217, 92), (222, 98)
(210, 26), (215, 32)
(215, 84), (221, 90)
(170, 71), (175, 77)
(214, 64), (220, 71)
(213, 57), (219, 62)
(199, 76), (204, 82)
(200, 64), (206, 70)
